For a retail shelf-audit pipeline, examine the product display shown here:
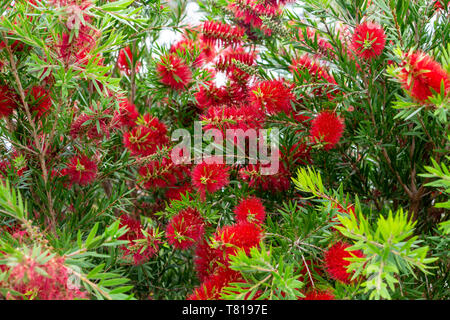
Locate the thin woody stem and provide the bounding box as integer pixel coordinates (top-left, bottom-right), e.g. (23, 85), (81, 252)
(3, 32), (57, 231)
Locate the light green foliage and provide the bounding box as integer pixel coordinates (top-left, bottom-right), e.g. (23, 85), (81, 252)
(336, 208), (437, 299)
(420, 155), (450, 209)
(293, 167), (438, 300)
(222, 244), (305, 300)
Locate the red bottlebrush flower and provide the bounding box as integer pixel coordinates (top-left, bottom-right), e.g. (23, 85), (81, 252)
(234, 197), (266, 224)
(0, 85), (18, 118)
(214, 222), (263, 260)
(194, 239), (222, 282)
(156, 54), (192, 90)
(303, 289), (335, 300)
(191, 157), (230, 200)
(187, 276), (223, 300)
(57, 26), (98, 65)
(166, 207), (205, 250)
(239, 156), (291, 192)
(195, 82), (225, 109)
(201, 20), (244, 47)
(70, 109), (111, 141)
(112, 98), (139, 128)
(310, 111), (345, 150)
(188, 268), (242, 300)
(324, 242), (364, 284)
(165, 183), (193, 201)
(118, 214), (161, 265)
(227, 0), (282, 35)
(170, 36), (214, 67)
(4, 254), (87, 300)
(215, 47), (256, 84)
(351, 22), (386, 60)
(62, 155), (97, 186)
(397, 51), (450, 103)
(200, 105), (265, 135)
(290, 54), (339, 99)
(220, 82), (251, 107)
(123, 114), (169, 157)
(28, 86), (52, 118)
(117, 46), (140, 75)
(138, 158), (189, 190)
(218, 48), (253, 71)
(249, 80), (295, 115)
(434, 0), (449, 10)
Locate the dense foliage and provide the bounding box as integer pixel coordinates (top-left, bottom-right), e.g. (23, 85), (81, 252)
(0, 0), (448, 300)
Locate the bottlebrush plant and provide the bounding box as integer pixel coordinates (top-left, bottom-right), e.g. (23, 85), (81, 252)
(0, 0), (449, 301)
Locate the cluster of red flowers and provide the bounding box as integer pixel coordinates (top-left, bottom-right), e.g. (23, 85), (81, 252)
(112, 97), (139, 128)
(351, 22), (386, 60)
(166, 207), (205, 250)
(138, 158), (190, 190)
(123, 114), (169, 156)
(191, 157), (230, 200)
(309, 111), (345, 150)
(227, 0), (288, 36)
(189, 220), (263, 299)
(54, 1), (99, 67)
(397, 51), (450, 103)
(201, 20), (245, 47)
(239, 159), (292, 192)
(234, 196), (266, 225)
(249, 80), (295, 115)
(118, 215), (161, 265)
(324, 241), (365, 284)
(156, 54), (193, 90)
(61, 155), (98, 187)
(0, 84), (19, 118)
(1, 254), (87, 300)
(27, 86), (52, 118)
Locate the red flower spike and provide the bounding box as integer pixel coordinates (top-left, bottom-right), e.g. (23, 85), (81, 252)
(324, 241), (364, 284)
(398, 51), (450, 103)
(138, 158), (189, 190)
(4, 254), (87, 300)
(0, 85), (18, 118)
(191, 157), (230, 200)
(309, 111), (345, 150)
(62, 155), (97, 186)
(28, 86), (52, 118)
(166, 207), (205, 250)
(156, 54), (192, 90)
(123, 114), (169, 157)
(118, 214), (161, 266)
(213, 222), (263, 264)
(234, 197), (266, 224)
(249, 80), (295, 115)
(112, 98), (139, 128)
(201, 21), (244, 47)
(351, 22), (386, 60)
(302, 289), (335, 300)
